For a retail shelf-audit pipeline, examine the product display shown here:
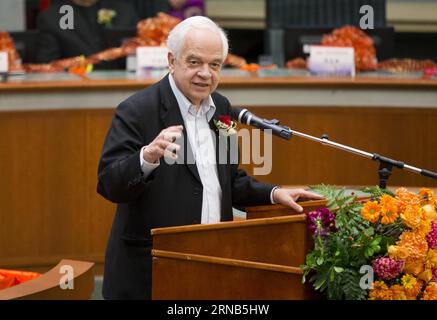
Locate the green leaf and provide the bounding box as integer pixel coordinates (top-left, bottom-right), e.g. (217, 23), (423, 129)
(316, 256), (324, 265)
(330, 269), (335, 281)
(334, 266), (344, 273)
(314, 276), (327, 290)
(364, 227), (375, 237)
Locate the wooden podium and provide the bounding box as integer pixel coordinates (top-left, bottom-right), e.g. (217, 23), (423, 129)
(151, 200), (325, 300)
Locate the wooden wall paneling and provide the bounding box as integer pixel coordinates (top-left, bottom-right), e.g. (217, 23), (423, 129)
(85, 110), (116, 256)
(0, 112), (46, 265)
(40, 110), (88, 258)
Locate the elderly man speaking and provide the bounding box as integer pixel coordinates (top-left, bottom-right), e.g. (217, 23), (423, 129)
(97, 16), (323, 299)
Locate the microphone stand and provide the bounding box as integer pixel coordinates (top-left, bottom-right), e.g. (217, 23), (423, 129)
(270, 122), (437, 189)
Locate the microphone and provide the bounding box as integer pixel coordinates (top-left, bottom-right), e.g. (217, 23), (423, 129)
(230, 107), (293, 140)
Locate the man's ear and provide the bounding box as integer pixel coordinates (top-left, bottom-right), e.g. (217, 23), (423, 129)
(168, 52), (175, 74)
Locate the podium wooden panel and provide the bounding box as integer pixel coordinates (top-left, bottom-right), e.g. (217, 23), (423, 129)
(151, 208), (318, 300)
(245, 199), (328, 219)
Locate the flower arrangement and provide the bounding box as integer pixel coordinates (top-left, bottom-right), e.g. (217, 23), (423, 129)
(213, 115), (237, 137)
(301, 185), (437, 300)
(97, 8), (117, 28)
(68, 55), (93, 77)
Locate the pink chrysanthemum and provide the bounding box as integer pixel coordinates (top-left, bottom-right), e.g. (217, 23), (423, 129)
(426, 221), (437, 249)
(373, 257), (404, 280)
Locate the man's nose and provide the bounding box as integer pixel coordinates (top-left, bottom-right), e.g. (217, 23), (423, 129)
(197, 64), (212, 79)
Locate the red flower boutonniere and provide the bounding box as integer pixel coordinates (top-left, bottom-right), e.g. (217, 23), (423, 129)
(213, 115), (237, 136)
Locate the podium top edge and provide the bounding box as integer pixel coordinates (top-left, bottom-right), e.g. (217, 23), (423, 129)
(151, 214), (306, 236)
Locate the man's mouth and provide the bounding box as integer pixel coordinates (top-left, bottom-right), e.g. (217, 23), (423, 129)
(193, 82), (209, 88)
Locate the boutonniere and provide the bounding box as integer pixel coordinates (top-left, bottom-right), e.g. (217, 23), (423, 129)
(213, 115), (237, 137)
(97, 8), (117, 28)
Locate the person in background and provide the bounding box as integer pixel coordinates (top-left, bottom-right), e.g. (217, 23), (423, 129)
(168, 0), (205, 20)
(35, 0), (139, 68)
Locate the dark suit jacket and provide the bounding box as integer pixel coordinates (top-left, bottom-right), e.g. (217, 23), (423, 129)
(97, 75), (276, 299)
(35, 0), (138, 68)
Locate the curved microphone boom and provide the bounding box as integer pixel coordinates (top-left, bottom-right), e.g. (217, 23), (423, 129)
(229, 106), (437, 187)
(230, 107), (293, 140)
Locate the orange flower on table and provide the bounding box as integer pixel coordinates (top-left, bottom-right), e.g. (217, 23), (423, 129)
(404, 257), (425, 276)
(418, 269), (433, 282)
(388, 245), (409, 260)
(379, 194), (399, 224)
(360, 200), (381, 223)
(417, 217), (432, 237)
(396, 187), (420, 212)
(400, 205), (430, 237)
(425, 249), (437, 269)
(401, 205), (425, 229)
(419, 188), (436, 205)
(67, 56), (93, 77)
(369, 281), (392, 300)
(398, 231), (429, 260)
(401, 276), (424, 300)
(388, 284), (407, 300)
(422, 282), (437, 300)
(239, 63), (260, 72)
(422, 204), (437, 220)
(405, 279), (424, 300)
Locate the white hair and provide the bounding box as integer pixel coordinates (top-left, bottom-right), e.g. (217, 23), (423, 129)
(167, 16), (229, 61)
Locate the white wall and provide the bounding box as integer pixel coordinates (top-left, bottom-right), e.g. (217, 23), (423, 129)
(0, 0), (25, 32)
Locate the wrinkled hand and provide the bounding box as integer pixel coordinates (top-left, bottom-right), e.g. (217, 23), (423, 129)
(272, 188), (324, 213)
(143, 125), (183, 163)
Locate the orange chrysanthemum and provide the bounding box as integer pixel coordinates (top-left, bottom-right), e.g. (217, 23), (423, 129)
(419, 188), (436, 206)
(388, 284), (407, 300)
(396, 187), (420, 213)
(422, 204), (437, 221)
(388, 245), (409, 260)
(397, 231), (429, 260)
(361, 201), (381, 223)
(369, 281), (392, 300)
(422, 282), (437, 300)
(418, 269), (433, 282)
(401, 205), (425, 230)
(404, 257), (425, 276)
(426, 249), (437, 269)
(380, 195), (399, 224)
(405, 279), (424, 300)
(417, 217), (432, 237)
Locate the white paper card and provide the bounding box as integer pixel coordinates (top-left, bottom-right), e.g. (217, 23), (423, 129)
(308, 46), (355, 77)
(0, 51), (8, 73)
(136, 46), (169, 70)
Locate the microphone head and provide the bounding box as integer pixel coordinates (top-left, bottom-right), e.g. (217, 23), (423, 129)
(230, 106), (243, 121)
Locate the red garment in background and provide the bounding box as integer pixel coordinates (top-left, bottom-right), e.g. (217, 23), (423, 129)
(0, 269), (41, 290)
(39, 0), (50, 11)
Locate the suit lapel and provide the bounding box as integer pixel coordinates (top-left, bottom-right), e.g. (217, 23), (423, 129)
(209, 106), (229, 191)
(159, 76), (201, 184)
